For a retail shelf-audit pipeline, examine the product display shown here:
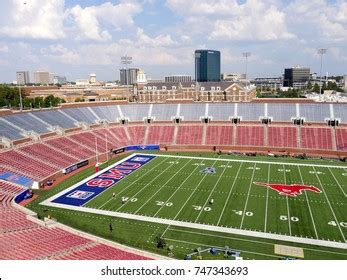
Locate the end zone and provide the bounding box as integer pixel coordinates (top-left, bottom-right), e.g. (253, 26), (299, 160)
(42, 154), (156, 207)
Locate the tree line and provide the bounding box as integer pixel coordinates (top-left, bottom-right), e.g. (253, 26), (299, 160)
(0, 85), (65, 109)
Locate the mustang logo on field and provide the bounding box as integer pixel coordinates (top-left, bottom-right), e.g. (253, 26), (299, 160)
(253, 182), (322, 197)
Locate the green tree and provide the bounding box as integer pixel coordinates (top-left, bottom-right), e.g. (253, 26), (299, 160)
(312, 83), (320, 93)
(307, 80), (312, 90)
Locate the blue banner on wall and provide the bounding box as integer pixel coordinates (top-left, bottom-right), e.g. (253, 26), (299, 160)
(125, 145), (160, 151)
(0, 172), (33, 188)
(52, 154), (156, 206)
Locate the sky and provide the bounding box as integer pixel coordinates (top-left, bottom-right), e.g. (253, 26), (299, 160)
(0, 0), (346, 82)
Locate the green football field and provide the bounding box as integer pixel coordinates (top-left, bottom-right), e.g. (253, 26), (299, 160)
(33, 152), (347, 259)
(85, 154), (347, 242)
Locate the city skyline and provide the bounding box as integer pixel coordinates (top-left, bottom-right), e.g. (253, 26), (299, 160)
(0, 0), (346, 82)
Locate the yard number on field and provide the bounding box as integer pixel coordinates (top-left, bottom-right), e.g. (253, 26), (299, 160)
(122, 197), (137, 202)
(233, 210), (253, 216)
(156, 201), (173, 207)
(280, 215), (299, 222)
(328, 221), (347, 227)
(278, 169), (291, 172)
(193, 205), (211, 211)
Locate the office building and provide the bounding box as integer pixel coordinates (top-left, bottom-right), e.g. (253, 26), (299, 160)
(53, 75), (67, 85)
(221, 73), (245, 81)
(344, 75), (347, 91)
(90, 73), (97, 84)
(283, 67), (310, 88)
(165, 75), (192, 83)
(253, 77), (283, 89)
(33, 71), (50, 84)
(195, 50), (221, 82)
(16, 71), (30, 85)
(49, 73), (56, 84)
(137, 69), (147, 85)
(120, 68), (139, 85)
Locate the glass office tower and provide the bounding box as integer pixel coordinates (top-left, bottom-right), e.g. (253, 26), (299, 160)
(195, 50), (221, 82)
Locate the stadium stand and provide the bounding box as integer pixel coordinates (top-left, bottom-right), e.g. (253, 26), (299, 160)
(238, 103), (264, 121)
(300, 104), (331, 123)
(32, 110), (77, 129)
(1, 102), (347, 183)
(91, 106), (120, 123)
(0, 150), (57, 180)
(127, 126), (146, 145)
(18, 143), (78, 169)
(236, 126), (265, 146)
(333, 104), (347, 123)
(63, 107), (98, 124)
(335, 128), (347, 151)
(301, 127), (333, 150)
(121, 104), (150, 121)
(68, 132), (108, 153)
(0, 180), (152, 260)
(206, 126), (233, 145)
(147, 126), (175, 144)
(2, 114), (49, 134)
(151, 104), (178, 121)
(108, 127), (130, 146)
(176, 125), (203, 145)
(180, 104), (206, 121)
(45, 137), (94, 160)
(0, 119), (24, 140)
(208, 103), (234, 121)
(267, 103), (296, 122)
(268, 126), (297, 148)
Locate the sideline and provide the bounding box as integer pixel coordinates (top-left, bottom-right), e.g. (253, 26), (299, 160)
(40, 199), (347, 250)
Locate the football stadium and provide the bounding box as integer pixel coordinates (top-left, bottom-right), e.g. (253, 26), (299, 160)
(0, 101), (346, 260)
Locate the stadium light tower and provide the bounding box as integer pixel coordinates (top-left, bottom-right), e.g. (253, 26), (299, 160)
(242, 52), (251, 88)
(121, 55), (132, 100)
(317, 48), (327, 94)
(18, 85), (23, 111)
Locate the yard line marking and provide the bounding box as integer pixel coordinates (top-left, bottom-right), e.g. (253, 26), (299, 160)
(153, 160), (205, 217)
(171, 160), (219, 221)
(164, 238), (283, 259)
(142, 153), (347, 169)
(167, 228), (347, 257)
(283, 164), (292, 236)
(133, 159), (193, 214)
(161, 225), (170, 238)
(240, 163), (257, 229)
(194, 161), (230, 223)
(264, 163), (270, 232)
(328, 167), (347, 197)
(297, 165), (319, 239)
(217, 162), (243, 226)
(312, 166), (346, 242)
(97, 157), (167, 209)
(41, 198), (347, 249)
(113, 159), (177, 212)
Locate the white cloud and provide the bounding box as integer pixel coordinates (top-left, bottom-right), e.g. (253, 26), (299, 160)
(166, 0), (238, 16)
(0, 0), (65, 39)
(0, 43), (9, 53)
(166, 0), (294, 41)
(210, 1), (295, 41)
(44, 44), (81, 64)
(68, 1), (142, 41)
(136, 28), (177, 47)
(286, 0), (347, 42)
